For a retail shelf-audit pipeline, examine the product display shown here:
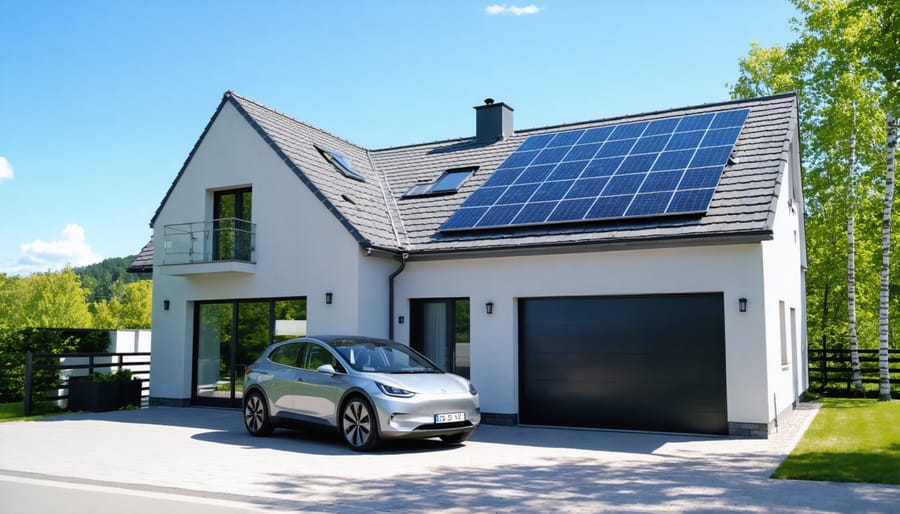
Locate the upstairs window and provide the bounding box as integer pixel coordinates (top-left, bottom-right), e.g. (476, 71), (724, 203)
(404, 167), (477, 198)
(315, 145), (365, 182)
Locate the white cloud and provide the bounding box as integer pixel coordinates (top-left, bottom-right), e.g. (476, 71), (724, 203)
(510, 5), (539, 15)
(486, 4), (540, 15)
(8, 224), (103, 275)
(0, 156), (13, 183)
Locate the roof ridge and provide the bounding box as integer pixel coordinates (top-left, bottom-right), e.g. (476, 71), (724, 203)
(371, 92), (798, 153)
(366, 148), (411, 250)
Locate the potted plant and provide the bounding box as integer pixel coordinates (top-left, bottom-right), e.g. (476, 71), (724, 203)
(68, 369), (141, 412)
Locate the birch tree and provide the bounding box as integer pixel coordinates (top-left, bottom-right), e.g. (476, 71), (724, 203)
(847, 103), (864, 394)
(732, 0), (888, 396)
(850, 0), (898, 401)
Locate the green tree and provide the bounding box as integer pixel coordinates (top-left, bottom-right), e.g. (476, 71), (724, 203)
(849, 0), (898, 401)
(14, 267), (93, 328)
(73, 255), (148, 303)
(0, 273), (20, 329)
(92, 280), (152, 329)
(730, 0), (889, 396)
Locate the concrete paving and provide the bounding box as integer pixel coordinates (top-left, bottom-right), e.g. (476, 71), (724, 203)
(0, 403), (898, 513)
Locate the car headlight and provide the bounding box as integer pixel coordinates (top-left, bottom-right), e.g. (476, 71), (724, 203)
(469, 383), (478, 396)
(376, 382), (416, 398)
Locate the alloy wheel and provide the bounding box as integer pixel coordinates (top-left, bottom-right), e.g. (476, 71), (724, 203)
(342, 397), (377, 451)
(244, 392), (273, 436)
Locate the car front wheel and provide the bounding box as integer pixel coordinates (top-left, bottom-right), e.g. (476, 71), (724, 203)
(341, 396), (379, 451)
(244, 391), (274, 436)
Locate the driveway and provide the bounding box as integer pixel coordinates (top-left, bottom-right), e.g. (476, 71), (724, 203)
(0, 404), (897, 513)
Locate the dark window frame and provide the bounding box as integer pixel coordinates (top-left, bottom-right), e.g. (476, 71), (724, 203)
(315, 145), (366, 182)
(403, 167), (478, 198)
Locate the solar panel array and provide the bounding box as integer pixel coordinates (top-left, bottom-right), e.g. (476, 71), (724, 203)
(440, 108), (750, 232)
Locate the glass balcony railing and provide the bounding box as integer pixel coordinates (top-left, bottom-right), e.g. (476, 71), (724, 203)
(162, 218), (256, 265)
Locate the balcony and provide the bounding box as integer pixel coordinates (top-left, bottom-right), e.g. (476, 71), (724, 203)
(160, 218), (256, 276)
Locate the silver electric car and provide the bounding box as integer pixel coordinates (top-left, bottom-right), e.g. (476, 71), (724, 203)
(242, 335), (480, 451)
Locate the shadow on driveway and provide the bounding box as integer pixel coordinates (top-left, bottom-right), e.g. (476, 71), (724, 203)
(11, 405), (899, 513)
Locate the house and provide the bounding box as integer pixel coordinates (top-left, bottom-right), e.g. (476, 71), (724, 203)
(130, 90), (807, 437)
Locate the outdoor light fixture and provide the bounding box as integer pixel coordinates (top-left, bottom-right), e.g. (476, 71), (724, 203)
(739, 297), (747, 313)
(325, 292), (333, 305)
(485, 302), (494, 315)
(163, 300), (170, 311)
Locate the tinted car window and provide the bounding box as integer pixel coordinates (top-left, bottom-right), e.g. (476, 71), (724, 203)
(331, 340), (440, 373)
(302, 343), (343, 372)
(269, 342), (302, 367)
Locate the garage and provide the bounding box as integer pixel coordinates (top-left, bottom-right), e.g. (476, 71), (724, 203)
(518, 293), (727, 434)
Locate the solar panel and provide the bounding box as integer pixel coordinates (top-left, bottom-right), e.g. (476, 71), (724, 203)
(440, 107), (749, 232)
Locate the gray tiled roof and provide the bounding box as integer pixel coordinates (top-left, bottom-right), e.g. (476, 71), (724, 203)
(139, 91), (797, 267)
(126, 238), (153, 273)
(371, 93), (797, 254)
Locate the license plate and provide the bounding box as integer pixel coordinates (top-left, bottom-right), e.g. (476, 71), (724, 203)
(434, 412), (466, 423)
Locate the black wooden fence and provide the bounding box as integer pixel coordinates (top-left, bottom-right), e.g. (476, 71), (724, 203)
(23, 351), (151, 416)
(808, 348), (900, 397)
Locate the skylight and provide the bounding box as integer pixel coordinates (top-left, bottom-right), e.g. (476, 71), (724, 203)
(404, 167), (477, 198)
(315, 146), (365, 182)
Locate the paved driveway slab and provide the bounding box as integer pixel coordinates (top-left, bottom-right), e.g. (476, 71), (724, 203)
(0, 404), (898, 512)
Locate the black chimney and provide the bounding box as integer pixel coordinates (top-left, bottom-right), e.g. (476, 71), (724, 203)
(474, 98), (514, 143)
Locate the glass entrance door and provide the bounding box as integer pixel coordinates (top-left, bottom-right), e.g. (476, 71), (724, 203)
(213, 188), (252, 261)
(196, 303), (232, 401)
(195, 297), (306, 407)
(410, 298), (470, 378)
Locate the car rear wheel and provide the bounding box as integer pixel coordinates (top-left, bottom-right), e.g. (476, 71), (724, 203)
(341, 396), (379, 451)
(439, 432), (471, 444)
(244, 391), (274, 436)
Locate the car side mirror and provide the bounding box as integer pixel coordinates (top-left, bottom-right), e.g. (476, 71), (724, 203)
(317, 364), (338, 375)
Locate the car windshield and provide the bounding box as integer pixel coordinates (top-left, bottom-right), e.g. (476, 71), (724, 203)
(331, 340), (441, 373)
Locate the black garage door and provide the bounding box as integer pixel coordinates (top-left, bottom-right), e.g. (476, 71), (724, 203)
(519, 294), (727, 434)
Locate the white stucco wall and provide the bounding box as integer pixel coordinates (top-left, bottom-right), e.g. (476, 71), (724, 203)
(149, 102), (389, 401)
(392, 243), (770, 423)
(760, 151), (807, 422)
(148, 100), (807, 432)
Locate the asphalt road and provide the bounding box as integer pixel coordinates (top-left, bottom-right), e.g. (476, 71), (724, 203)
(0, 474), (271, 514)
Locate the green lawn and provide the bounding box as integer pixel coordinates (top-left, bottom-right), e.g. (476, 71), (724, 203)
(773, 398), (900, 485)
(0, 401), (63, 422)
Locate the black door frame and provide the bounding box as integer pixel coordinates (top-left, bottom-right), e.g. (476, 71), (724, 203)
(212, 187), (252, 261)
(192, 297), (302, 408)
(409, 298), (469, 375)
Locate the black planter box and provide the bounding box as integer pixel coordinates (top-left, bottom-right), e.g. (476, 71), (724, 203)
(68, 379), (143, 412)
(121, 380), (142, 407)
(68, 380), (121, 412)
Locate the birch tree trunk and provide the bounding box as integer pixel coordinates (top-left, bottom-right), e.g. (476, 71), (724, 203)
(847, 105), (864, 394)
(880, 109), (896, 402)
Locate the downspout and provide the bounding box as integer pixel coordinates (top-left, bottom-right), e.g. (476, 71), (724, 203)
(388, 252), (409, 340)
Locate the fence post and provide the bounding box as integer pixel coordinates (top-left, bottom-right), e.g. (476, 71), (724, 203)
(821, 348), (827, 390)
(24, 352), (33, 417)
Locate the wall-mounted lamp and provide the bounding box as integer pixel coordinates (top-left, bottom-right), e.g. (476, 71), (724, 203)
(163, 300), (170, 311)
(739, 297), (747, 313)
(325, 292), (333, 305)
(485, 302), (494, 315)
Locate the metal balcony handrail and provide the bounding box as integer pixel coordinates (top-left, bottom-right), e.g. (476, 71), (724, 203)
(162, 217), (256, 265)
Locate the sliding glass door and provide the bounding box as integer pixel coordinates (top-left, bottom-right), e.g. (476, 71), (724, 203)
(194, 297), (306, 407)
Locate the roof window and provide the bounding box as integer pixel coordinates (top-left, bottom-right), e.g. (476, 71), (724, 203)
(315, 146), (365, 182)
(404, 167), (477, 198)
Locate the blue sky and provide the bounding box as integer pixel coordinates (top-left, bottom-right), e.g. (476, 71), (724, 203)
(0, 1), (798, 276)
